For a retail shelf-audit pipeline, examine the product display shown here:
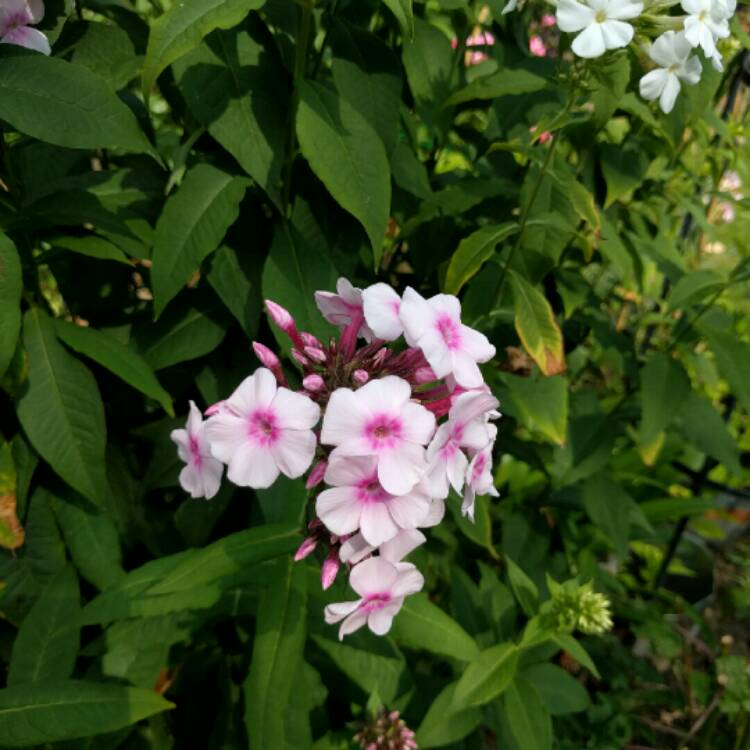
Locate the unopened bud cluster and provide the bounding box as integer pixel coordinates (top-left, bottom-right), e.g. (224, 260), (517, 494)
(354, 708), (418, 750)
(171, 278), (500, 638)
(542, 579), (614, 636)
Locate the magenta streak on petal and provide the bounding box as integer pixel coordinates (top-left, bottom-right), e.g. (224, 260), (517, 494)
(247, 409), (279, 446)
(436, 315), (462, 350)
(361, 592), (392, 613)
(364, 414), (403, 451)
(439, 440), (459, 460)
(355, 473), (390, 504)
(471, 452), (487, 483)
(188, 434), (203, 469)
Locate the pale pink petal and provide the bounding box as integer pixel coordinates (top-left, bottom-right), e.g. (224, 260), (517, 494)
(170, 428), (191, 463)
(349, 557), (398, 597)
(380, 529), (426, 563)
(391, 564), (425, 597)
(316, 487), (362, 536)
(459, 326), (496, 364)
(272, 388), (320, 430)
(270, 428), (317, 478)
(428, 293), (462, 321)
(320, 388), (369, 445)
(386, 492), (431, 530)
(451, 351), (485, 388)
(368, 602), (402, 635)
(186, 400), (203, 435)
(202, 457), (224, 499)
(461, 420), (493, 452)
(355, 376), (412, 414)
(339, 533), (375, 564)
(399, 287), (432, 345)
(360, 502), (400, 546)
(426, 423), (451, 462)
(2, 25), (50, 54)
(425, 459), (450, 499)
(418, 328), (453, 378)
(451, 391), (499, 425)
(462, 486), (476, 520)
(0, 0), (32, 31)
(377, 443), (428, 496)
(205, 414), (247, 463)
(362, 283), (403, 340)
(325, 599), (361, 624)
(339, 608), (369, 639)
(422, 498), (446, 527)
(399, 401), (437, 445)
(226, 369), (277, 416)
(445, 448), (469, 494)
(226, 443), (280, 488)
(314, 290), (352, 327)
(324, 455), (376, 487)
(178, 464), (204, 498)
(28, 0), (44, 23)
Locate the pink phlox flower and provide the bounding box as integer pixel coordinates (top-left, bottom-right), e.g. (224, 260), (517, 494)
(170, 401), (223, 499)
(399, 287), (496, 389)
(315, 277), (374, 342)
(462, 443), (499, 521)
(320, 376), (436, 496)
(324, 556), (424, 639)
(316, 456), (433, 547)
(529, 34), (547, 56)
(362, 282), (403, 341)
(426, 390), (500, 499)
(0, 0), (50, 54)
(205, 367), (320, 489)
(339, 528), (426, 566)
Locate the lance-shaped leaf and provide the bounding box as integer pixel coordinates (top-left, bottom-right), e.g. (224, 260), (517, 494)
(54, 320), (173, 416)
(0, 441), (23, 550)
(445, 223), (517, 295)
(509, 270), (566, 375)
(16, 309), (108, 506)
(151, 164), (249, 317)
(0, 680), (173, 747)
(381, 0), (414, 38)
(0, 49), (153, 154)
(8, 565), (80, 685)
(142, 0), (267, 97)
(453, 643), (519, 708)
(0, 232), (22, 381)
(296, 81), (391, 264)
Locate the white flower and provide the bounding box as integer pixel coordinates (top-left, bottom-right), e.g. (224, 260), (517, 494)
(556, 0), (643, 58)
(681, 0), (731, 57)
(502, 0), (518, 13)
(639, 31), (702, 114)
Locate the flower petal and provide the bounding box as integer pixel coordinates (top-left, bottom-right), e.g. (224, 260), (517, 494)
(451, 351), (485, 388)
(226, 442), (280, 488)
(272, 388), (321, 430)
(658, 72), (681, 113)
(391, 564), (425, 597)
(320, 387), (368, 445)
(362, 282), (403, 341)
(325, 599), (361, 624)
(324, 455), (376, 487)
(205, 414), (247, 463)
(368, 602), (402, 635)
(339, 608), (368, 639)
(377, 442), (427, 496)
(349, 557), (398, 597)
(226, 368), (277, 416)
(270, 427), (317, 478)
(355, 375), (412, 414)
(571, 23), (606, 57)
(606, 0), (642, 19)
(600, 19), (634, 49)
(639, 68), (669, 101)
(316, 486), (363, 536)
(386, 491), (431, 530)
(380, 529), (426, 563)
(2, 25), (50, 54)
(360, 502), (400, 546)
(399, 401), (436, 445)
(399, 286), (432, 345)
(556, 0), (596, 31)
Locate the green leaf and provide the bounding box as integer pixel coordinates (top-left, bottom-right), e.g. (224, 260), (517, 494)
(132, 296), (228, 371)
(447, 68), (549, 105)
(381, 0), (414, 38)
(389, 592), (479, 662)
(173, 20), (287, 205)
(0, 49), (152, 154)
(590, 53), (630, 130)
(0, 232), (22, 380)
(54, 320), (173, 416)
(668, 270), (724, 310)
(262, 220), (338, 346)
(416, 682), (481, 748)
(598, 214), (635, 280)
(503, 677), (552, 750)
(390, 142), (433, 200)
(8, 566), (80, 686)
(331, 21), (402, 156)
(244, 557), (308, 749)
(151, 164), (248, 317)
(445, 223), (517, 295)
(453, 643), (519, 707)
(296, 81), (391, 262)
(505, 556), (539, 616)
(206, 245), (261, 337)
(553, 634), (601, 678)
(500, 373), (569, 446)
(639, 497), (717, 523)
(48, 235), (132, 265)
(522, 663), (590, 715)
(600, 141), (649, 208)
(16, 309), (108, 506)
(142, 0), (266, 97)
(402, 18), (453, 111)
(639, 353), (690, 444)
(509, 270), (566, 376)
(49, 492), (125, 592)
(0, 680), (173, 747)
(582, 474), (639, 558)
(675, 392), (741, 474)
(700, 325), (750, 416)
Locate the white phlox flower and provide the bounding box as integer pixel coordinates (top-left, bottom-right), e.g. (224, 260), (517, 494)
(639, 31), (702, 113)
(681, 0), (732, 57)
(556, 0), (643, 58)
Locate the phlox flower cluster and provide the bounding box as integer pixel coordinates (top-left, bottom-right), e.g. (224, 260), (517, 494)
(171, 279), (500, 640)
(504, 0), (739, 114)
(0, 0), (50, 54)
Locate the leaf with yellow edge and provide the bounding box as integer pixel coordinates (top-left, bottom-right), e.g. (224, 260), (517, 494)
(0, 442), (23, 550)
(509, 271), (566, 376)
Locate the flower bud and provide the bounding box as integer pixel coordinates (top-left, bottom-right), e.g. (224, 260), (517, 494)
(252, 341), (288, 386)
(353, 369), (369, 385)
(371, 348), (389, 368)
(321, 550), (340, 590)
(303, 374), (326, 392)
(304, 346), (328, 363)
(294, 536), (317, 561)
(291, 349), (309, 368)
(265, 299), (305, 348)
(300, 332), (323, 348)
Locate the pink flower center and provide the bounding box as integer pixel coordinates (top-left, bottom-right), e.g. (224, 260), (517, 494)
(362, 592), (392, 612)
(356, 474), (390, 504)
(248, 409), (279, 446)
(3, 11), (30, 32)
(189, 434), (203, 468)
(436, 315), (462, 350)
(364, 414), (402, 450)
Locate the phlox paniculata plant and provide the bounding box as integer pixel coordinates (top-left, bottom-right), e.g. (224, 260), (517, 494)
(0, 0), (51, 54)
(171, 280), (500, 640)
(499, 0), (739, 113)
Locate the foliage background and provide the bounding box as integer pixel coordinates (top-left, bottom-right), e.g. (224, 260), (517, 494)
(0, 0), (749, 747)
